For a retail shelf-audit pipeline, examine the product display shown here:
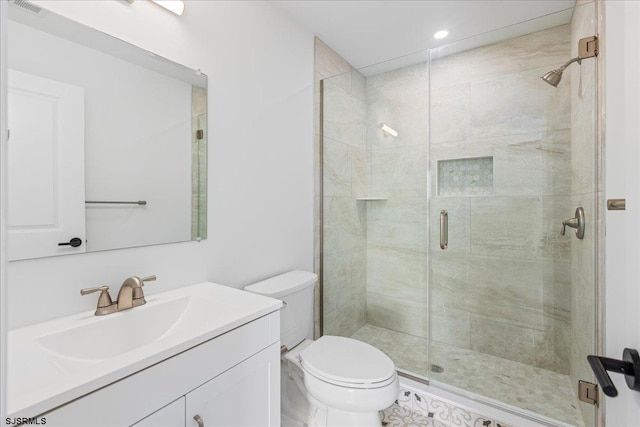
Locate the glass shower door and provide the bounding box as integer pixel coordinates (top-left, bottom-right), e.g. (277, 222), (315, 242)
(428, 3), (598, 426)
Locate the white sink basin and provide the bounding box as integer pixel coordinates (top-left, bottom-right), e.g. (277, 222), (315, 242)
(37, 297), (190, 363)
(8, 282), (282, 418)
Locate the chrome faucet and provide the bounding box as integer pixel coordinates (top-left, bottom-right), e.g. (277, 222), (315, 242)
(81, 275), (156, 315)
(117, 275), (157, 311)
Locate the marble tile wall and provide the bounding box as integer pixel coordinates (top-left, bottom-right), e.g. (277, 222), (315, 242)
(315, 38), (369, 337)
(568, 2), (598, 427)
(429, 24), (573, 374)
(365, 62), (430, 338)
(318, 19), (598, 409)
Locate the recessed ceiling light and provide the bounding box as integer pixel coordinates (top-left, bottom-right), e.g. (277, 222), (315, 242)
(434, 30), (449, 40)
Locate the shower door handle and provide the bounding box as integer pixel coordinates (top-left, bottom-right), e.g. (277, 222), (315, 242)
(440, 210), (448, 250)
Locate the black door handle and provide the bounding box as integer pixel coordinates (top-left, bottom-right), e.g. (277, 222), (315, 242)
(58, 237), (83, 248)
(587, 348), (640, 397)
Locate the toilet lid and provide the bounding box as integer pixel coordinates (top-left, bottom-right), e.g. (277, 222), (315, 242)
(299, 336), (396, 386)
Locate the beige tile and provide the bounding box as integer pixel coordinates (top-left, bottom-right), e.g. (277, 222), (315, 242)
(366, 62), (429, 105)
(470, 197), (542, 260)
(430, 24), (571, 88)
(367, 62), (429, 150)
(351, 70), (367, 102)
(469, 315), (568, 374)
(366, 245), (427, 301)
(430, 306), (470, 349)
(366, 292), (428, 338)
(323, 196), (366, 234)
(367, 103), (429, 150)
(469, 196), (569, 262)
(351, 146), (368, 197)
(430, 130), (571, 197)
(314, 134), (321, 196)
(322, 138), (351, 197)
(323, 294), (366, 337)
(367, 219), (428, 252)
(351, 324), (429, 374)
(494, 130), (571, 196)
(322, 252), (351, 314)
(370, 145), (429, 197)
(430, 82), (470, 144)
(542, 259), (571, 324)
(430, 252), (570, 331)
(322, 197), (365, 256)
(367, 198), (428, 252)
(314, 37), (352, 79)
(322, 80), (367, 148)
(469, 66), (570, 140)
(570, 46), (597, 196)
(430, 341), (583, 426)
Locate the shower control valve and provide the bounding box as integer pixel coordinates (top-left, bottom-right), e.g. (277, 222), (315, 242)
(561, 207), (585, 239)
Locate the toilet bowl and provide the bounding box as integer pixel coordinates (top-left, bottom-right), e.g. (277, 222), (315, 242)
(244, 271), (399, 427)
(282, 337), (398, 426)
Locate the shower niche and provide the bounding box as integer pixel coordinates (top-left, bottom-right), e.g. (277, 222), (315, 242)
(437, 156), (494, 196)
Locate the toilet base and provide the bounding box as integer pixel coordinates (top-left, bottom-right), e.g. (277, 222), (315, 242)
(308, 398), (383, 427)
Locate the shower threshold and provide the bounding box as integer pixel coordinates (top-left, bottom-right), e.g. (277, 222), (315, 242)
(351, 324), (584, 427)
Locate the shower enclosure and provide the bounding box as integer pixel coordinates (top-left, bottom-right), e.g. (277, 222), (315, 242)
(320, 2), (599, 426)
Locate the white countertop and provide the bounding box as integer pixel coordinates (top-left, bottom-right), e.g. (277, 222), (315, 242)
(7, 282), (281, 418)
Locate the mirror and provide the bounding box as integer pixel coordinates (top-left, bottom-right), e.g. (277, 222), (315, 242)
(6, 2), (207, 261)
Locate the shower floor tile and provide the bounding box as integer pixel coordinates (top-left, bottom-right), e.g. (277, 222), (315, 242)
(352, 324), (584, 427)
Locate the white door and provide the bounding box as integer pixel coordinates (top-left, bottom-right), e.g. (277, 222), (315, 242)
(7, 70), (85, 260)
(604, 1), (640, 426)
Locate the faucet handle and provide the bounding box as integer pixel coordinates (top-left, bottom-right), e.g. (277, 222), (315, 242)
(81, 286), (116, 316)
(141, 275), (157, 284)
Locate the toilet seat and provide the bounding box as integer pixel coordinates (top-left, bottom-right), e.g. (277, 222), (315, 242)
(299, 336), (396, 389)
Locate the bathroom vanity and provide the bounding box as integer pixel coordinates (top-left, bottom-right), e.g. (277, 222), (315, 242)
(7, 283), (282, 427)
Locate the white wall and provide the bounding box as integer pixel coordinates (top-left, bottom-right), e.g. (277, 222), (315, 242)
(6, 0), (314, 329)
(604, 1), (640, 426)
(0, 0), (8, 420)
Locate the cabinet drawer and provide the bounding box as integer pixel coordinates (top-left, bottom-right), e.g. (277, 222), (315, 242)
(132, 397), (185, 427)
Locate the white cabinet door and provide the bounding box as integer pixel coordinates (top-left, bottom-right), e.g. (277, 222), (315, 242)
(132, 397), (185, 427)
(185, 344), (280, 427)
(7, 69), (86, 260)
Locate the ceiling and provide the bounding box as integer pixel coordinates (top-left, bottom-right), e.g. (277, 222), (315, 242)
(274, 0), (577, 70)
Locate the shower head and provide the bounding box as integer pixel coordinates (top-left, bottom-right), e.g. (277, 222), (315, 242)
(541, 69), (563, 87)
(541, 57), (581, 87)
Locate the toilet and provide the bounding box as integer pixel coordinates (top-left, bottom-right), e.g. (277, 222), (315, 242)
(244, 270), (399, 427)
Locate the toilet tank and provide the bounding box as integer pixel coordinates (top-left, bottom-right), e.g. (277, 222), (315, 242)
(244, 270), (317, 350)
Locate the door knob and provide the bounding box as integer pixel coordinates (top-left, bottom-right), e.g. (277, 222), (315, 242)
(58, 237), (83, 247)
(587, 348), (640, 397)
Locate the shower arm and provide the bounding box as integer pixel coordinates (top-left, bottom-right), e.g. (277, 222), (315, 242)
(557, 56), (582, 72)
